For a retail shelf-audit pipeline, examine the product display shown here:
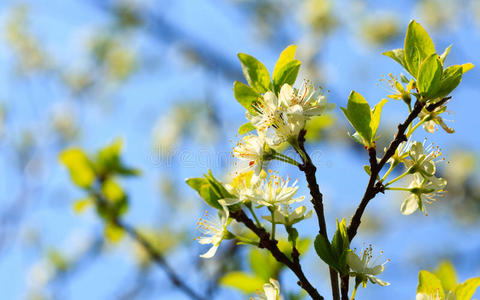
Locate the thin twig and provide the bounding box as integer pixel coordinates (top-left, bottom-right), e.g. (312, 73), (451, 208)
(230, 209), (324, 300)
(295, 129), (340, 300)
(114, 219), (207, 300)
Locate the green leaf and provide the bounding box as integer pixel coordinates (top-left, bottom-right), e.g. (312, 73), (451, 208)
(404, 20), (436, 77)
(249, 248), (278, 281)
(204, 170), (232, 199)
(237, 53), (271, 93)
(439, 45), (452, 64)
(417, 53), (443, 99)
(239, 122), (256, 135)
(417, 270), (445, 298)
(273, 45), (297, 79)
(185, 177), (222, 209)
(220, 271), (265, 294)
(363, 165), (371, 176)
(95, 138), (139, 177)
(434, 261), (458, 292)
(314, 234), (336, 268)
(383, 49), (408, 70)
(273, 59), (301, 94)
(454, 277), (480, 300)
(233, 81), (259, 113)
(72, 197), (94, 214)
(330, 219), (349, 273)
(341, 91), (372, 146)
(370, 98), (388, 139)
(434, 65), (463, 99)
(59, 148), (95, 188)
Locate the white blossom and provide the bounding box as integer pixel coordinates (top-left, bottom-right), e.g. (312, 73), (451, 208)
(401, 174), (447, 215)
(252, 171), (304, 207)
(195, 203), (230, 258)
(347, 245), (390, 287)
(262, 205), (312, 226)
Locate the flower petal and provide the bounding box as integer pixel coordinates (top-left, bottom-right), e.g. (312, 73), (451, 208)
(401, 194), (419, 215)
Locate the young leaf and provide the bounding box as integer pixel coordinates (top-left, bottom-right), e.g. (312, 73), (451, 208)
(370, 98), (388, 140)
(404, 20), (436, 77)
(383, 48), (408, 70)
(59, 148), (96, 189)
(273, 45), (297, 79)
(434, 65), (463, 99)
(237, 53), (271, 93)
(220, 272), (265, 293)
(185, 177), (222, 209)
(239, 122), (256, 135)
(233, 81), (259, 113)
(330, 219), (349, 273)
(417, 53), (443, 99)
(249, 248), (279, 281)
(273, 59), (301, 93)
(462, 63), (474, 73)
(454, 277), (480, 300)
(439, 45), (452, 63)
(417, 271), (445, 298)
(434, 261), (458, 292)
(341, 91), (372, 147)
(314, 234), (336, 268)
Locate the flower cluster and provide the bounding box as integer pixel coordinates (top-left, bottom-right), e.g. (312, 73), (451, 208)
(385, 139), (447, 215)
(195, 81), (333, 258)
(247, 82), (334, 145)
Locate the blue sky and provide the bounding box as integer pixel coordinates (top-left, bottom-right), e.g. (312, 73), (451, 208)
(0, 0), (479, 299)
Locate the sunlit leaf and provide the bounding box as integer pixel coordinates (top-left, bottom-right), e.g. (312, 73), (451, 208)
(237, 53), (271, 93)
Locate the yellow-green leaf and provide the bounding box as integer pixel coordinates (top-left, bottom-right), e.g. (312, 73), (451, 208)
(434, 261), (457, 292)
(101, 179), (125, 203)
(341, 91), (372, 146)
(383, 48), (408, 70)
(370, 98), (388, 140)
(59, 148), (95, 188)
(273, 44), (297, 79)
(462, 63), (474, 73)
(237, 53), (271, 93)
(454, 277), (480, 300)
(233, 81), (259, 113)
(273, 59), (301, 94)
(72, 197), (94, 214)
(104, 222), (124, 244)
(404, 20), (436, 77)
(417, 53), (443, 99)
(220, 271), (264, 294)
(417, 270), (445, 298)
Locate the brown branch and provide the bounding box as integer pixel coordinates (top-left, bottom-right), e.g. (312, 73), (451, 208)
(230, 209), (324, 300)
(114, 219), (207, 300)
(296, 129), (340, 300)
(341, 97), (452, 298)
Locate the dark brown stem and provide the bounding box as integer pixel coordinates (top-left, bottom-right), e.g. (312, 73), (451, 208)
(340, 274), (350, 300)
(114, 219), (207, 300)
(230, 210), (324, 300)
(295, 129), (340, 300)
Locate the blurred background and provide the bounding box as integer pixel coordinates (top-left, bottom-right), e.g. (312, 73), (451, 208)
(0, 0), (479, 299)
